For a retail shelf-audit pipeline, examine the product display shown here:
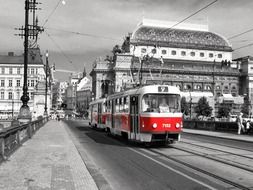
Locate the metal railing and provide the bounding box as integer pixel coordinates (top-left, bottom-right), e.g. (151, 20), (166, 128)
(0, 117), (49, 162)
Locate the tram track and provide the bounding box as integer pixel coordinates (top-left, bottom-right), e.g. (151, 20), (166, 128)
(147, 148), (253, 190)
(170, 144), (253, 174)
(183, 134), (253, 153)
(180, 140), (253, 160)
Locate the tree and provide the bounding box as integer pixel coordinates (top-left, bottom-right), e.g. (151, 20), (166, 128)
(241, 97), (249, 116)
(194, 97), (213, 117)
(181, 97), (190, 115)
(218, 103), (231, 118)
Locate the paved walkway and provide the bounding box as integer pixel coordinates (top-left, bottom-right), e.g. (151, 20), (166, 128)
(0, 120), (98, 190)
(183, 128), (253, 143)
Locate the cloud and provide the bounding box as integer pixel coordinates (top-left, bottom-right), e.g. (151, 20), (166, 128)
(1, 0), (253, 81)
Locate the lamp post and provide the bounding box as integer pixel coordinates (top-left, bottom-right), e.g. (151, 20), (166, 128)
(18, 0), (31, 123)
(44, 51), (49, 116)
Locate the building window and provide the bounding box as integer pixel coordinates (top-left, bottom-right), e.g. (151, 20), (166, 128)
(0, 92), (4, 99)
(151, 48), (157, 54)
(35, 68), (38, 74)
(9, 80), (12, 87)
(141, 48), (146, 53)
(27, 68), (30, 75)
(232, 86), (236, 90)
(190, 52), (195, 56)
(1, 80), (4, 87)
(206, 85), (212, 91)
(31, 80), (35, 87)
(16, 80), (21, 87)
(30, 92), (34, 100)
(161, 50), (167, 55)
(28, 80), (30, 87)
(8, 92), (13, 100)
(224, 86), (229, 90)
(218, 54), (222, 58)
(1, 68), (5, 74)
(200, 52), (205, 57)
(31, 68), (35, 75)
(209, 53), (214, 58)
(181, 51), (186, 56)
(17, 91), (20, 100)
(171, 50), (176, 55)
(17, 67), (20, 74)
(9, 67), (13, 74)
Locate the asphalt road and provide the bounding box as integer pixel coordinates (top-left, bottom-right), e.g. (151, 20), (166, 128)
(64, 119), (252, 190)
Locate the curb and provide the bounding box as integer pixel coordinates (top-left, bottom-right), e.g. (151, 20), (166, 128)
(183, 130), (253, 143)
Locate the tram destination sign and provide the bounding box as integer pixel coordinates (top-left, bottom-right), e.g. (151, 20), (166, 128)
(158, 86), (168, 92)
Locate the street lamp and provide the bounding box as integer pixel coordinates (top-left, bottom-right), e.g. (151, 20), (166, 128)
(18, 0), (31, 123)
(44, 51), (49, 116)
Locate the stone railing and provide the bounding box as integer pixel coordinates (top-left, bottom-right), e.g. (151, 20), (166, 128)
(0, 117), (49, 162)
(183, 120), (253, 134)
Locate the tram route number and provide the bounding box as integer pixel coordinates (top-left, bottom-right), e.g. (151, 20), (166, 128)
(162, 123), (171, 128)
(158, 86), (169, 92)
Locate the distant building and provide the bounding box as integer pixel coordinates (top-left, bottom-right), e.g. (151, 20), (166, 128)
(90, 19), (246, 117)
(0, 48), (50, 119)
(65, 72), (83, 110)
(76, 77), (92, 115)
(52, 81), (68, 109)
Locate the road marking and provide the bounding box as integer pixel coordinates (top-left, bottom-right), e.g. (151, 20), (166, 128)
(128, 147), (217, 190)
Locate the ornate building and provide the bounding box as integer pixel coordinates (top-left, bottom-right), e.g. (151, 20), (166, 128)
(90, 19), (245, 116)
(0, 48), (51, 119)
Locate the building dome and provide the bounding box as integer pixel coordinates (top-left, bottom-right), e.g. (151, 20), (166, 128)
(131, 26), (232, 52)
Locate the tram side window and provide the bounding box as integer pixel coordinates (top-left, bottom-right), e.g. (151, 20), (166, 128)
(119, 98), (123, 113)
(93, 104), (98, 113)
(124, 96), (129, 113)
(115, 99), (120, 113)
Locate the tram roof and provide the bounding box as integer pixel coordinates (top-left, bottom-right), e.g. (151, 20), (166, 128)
(89, 98), (106, 105)
(107, 85), (181, 100)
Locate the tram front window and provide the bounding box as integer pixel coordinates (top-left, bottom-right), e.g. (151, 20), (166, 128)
(142, 94), (180, 113)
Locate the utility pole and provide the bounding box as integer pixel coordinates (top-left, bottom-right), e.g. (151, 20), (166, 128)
(16, 0), (43, 122)
(44, 51), (49, 116)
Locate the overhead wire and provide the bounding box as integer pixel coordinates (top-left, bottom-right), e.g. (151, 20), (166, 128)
(44, 31), (78, 70)
(44, 27), (121, 41)
(165, 0), (218, 32)
(228, 28), (253, 40)
(42, 0), (62, 27)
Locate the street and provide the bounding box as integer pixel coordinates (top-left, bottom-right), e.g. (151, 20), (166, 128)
(64, 119), (253, 190)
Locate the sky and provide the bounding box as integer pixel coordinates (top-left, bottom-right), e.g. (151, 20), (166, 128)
(0, 0), (253, 81)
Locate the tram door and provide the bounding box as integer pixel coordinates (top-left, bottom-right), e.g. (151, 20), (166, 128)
(111, 100), (115, 129)
(98, 103), (102, 124)
(130, 96), (139, 139)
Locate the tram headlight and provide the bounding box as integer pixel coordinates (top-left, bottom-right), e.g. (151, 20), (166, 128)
(175, 123), (181, 128)
(152, 123), (157, 129)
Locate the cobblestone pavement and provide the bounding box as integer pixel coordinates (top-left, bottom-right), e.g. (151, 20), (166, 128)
(0, 120), (98, 190)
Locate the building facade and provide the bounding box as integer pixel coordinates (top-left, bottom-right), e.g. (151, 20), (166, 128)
(0, 48), (49, 119)
(90, 19), (246, 117)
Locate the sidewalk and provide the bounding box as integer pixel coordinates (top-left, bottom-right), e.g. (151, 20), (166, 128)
(183, 128), (253, 143)
(0, 120), (98, 190)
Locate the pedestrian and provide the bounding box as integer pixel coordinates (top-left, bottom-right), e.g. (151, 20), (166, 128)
(245, 120), (251, 134)
(237, 112), (245, 135)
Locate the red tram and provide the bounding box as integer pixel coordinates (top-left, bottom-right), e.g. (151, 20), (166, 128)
(89, 98), (107, 129)
(89, 85), (182, 144)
